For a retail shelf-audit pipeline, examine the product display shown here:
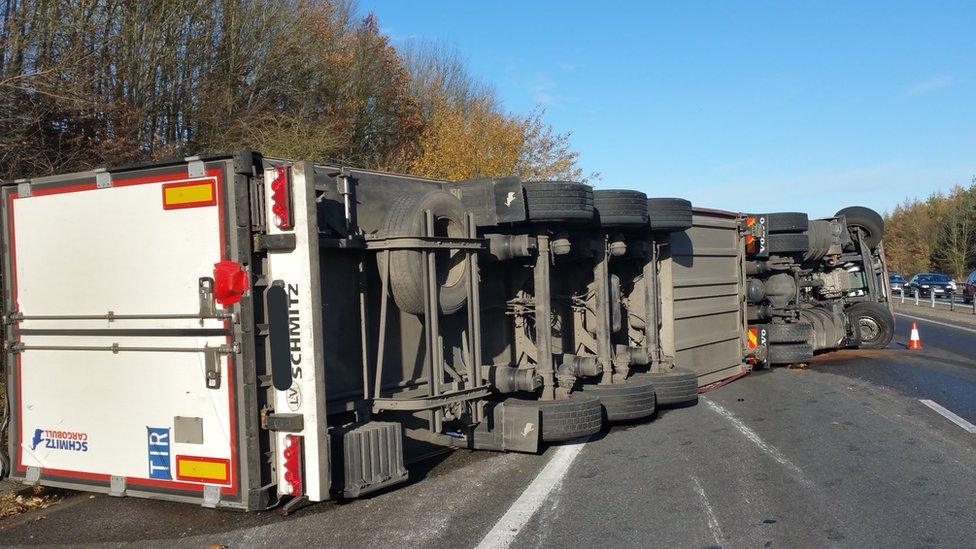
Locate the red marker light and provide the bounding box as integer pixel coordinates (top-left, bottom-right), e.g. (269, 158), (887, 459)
(281, 435), (303, 496)
(268, 166), (292, 230)
(213, 260), (249, 306)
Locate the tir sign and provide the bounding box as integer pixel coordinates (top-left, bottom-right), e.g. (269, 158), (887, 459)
(268, 166), (293, 230)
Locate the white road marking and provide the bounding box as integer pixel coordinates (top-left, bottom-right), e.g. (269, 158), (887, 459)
(918, 399), (976, 434)
(895, 312), (976, 335)
(475, 436), (591, 549)
(703, 398), (813, 486)
(690, 473), (726, 547)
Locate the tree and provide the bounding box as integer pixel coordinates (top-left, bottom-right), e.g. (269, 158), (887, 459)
(934, 186), (976, 279)
(0, 0), (590, 184)
(400, 39), (592, 183)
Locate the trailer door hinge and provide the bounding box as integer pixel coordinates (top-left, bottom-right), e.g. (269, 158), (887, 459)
(202, 484), (221, 508)
(95, 169), (112, 189)
(109, 475), (126, 497)
(185, 157), (206, 178)
(24, 466), (41, 485)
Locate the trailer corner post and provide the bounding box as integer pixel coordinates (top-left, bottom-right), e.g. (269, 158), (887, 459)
(268, 160), (331, 501)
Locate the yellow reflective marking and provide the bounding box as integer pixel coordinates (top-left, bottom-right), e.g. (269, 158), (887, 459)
(163, 183), (214, 208)
(177, 458), (227, 482)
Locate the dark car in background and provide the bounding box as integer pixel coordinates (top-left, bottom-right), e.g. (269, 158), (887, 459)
(907, 273), (955, 298)
(889, 272), (906, 293)
(964, 271), (976, 304)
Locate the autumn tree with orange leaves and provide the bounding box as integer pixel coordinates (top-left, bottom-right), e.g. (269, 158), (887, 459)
(0, 0), (588, 183)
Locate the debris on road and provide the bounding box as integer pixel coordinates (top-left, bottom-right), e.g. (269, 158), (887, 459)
(0, 485), (66, 519)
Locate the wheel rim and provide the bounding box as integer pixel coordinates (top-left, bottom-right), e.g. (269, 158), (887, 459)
(858, 316), (881, 344)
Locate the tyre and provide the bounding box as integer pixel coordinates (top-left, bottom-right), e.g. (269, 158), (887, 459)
(765, 212), (809, 233)
(836, 206), (884, 249)
(767, 232), (809, 254)
(647, 198), (693, 232)
(767, 343), (813, 364)
(763, 322), (813, 344)
(524, 181), (595, 222)
(594, 189), (649, 226)
(846, 301), (894, 349)
(379, 190), (469, 316)
(579, 376), (657, 422)
(642, 368), (698, 406)
(506, 393), (604, 442)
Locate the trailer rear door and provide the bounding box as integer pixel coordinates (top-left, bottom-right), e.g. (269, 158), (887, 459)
(2, 163), (249, 507)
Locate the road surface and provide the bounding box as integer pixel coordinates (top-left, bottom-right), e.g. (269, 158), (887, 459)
(2, 314), (976, 547)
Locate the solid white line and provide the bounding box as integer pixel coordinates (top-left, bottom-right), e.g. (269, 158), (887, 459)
(918, 399), (976, 434)
(689, 473), (726, 547)
(895, 312), (976, 335)
(703, 398), (812, 486)
(475, 436), (590, 549)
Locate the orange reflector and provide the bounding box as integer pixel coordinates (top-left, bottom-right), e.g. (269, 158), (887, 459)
(175, 455), (230, 484)
(162, 179), (216, 210)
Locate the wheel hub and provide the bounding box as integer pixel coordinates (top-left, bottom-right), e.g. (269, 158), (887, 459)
(858, 316), (881, 343)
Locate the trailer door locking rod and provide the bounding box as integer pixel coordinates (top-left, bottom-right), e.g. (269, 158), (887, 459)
(5, 310), (235, 323)
(7, 342), (237, 355)
(7, 343), (236, 390)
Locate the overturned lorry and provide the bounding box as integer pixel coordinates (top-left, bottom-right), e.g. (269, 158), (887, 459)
(0, 151), (892, 510)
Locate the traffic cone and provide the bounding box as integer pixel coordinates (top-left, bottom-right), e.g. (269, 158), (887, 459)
(907, 322), (922, 350)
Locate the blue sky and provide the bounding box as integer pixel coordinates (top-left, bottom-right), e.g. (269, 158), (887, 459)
(360, 1), (975, 217)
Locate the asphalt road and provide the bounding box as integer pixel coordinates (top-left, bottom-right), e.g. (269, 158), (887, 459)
(3, 315), (976, 548)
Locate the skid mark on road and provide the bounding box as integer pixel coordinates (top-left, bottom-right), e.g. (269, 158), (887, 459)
(919, 399), (976, 433)
(703, 398), (813, 487)
(475, 436), (590, 549)
(689, 473), (726, 547)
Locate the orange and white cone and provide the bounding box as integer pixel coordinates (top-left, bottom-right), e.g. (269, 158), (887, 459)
(907, 322), (922, 350)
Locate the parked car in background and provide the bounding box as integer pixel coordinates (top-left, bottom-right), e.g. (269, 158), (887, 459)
(888, 272), (906, 293)
(963, 271), (976, 304)
(907, 273), (955, 298)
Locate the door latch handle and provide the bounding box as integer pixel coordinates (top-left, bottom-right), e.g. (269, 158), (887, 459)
(204, 345), (234, 390)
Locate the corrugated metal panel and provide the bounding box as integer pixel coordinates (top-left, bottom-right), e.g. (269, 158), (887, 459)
(669, 210), (746, 384)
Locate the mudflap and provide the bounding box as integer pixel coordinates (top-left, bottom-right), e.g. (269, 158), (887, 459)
(331, 422), (409, 498)
(466, 400), (541, 454)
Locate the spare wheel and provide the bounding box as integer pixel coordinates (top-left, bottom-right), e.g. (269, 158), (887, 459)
(379, 190), (470, 315)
